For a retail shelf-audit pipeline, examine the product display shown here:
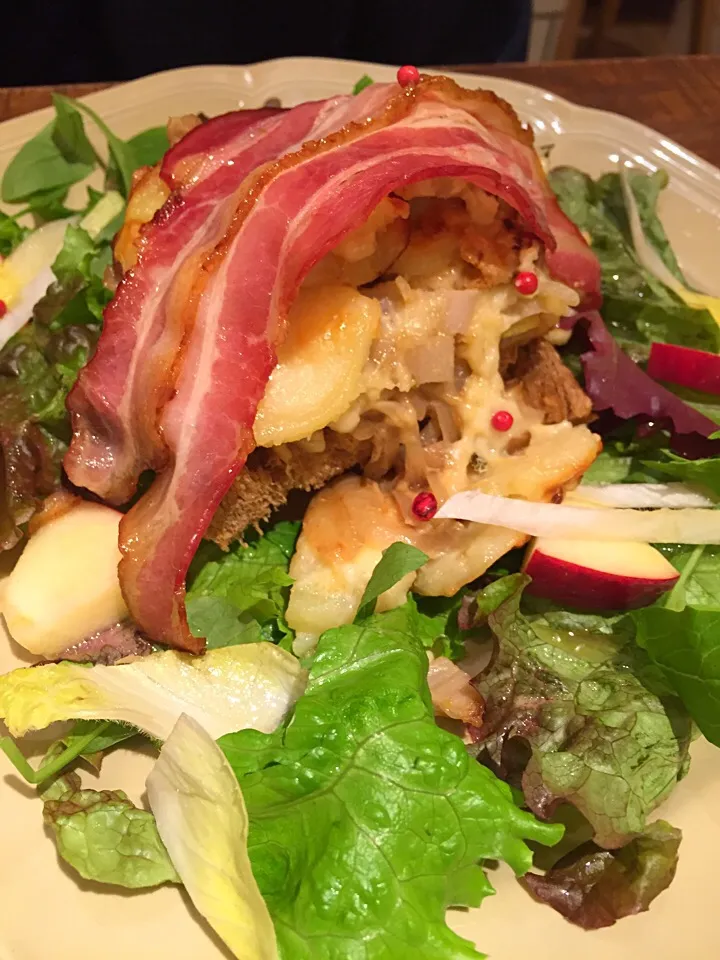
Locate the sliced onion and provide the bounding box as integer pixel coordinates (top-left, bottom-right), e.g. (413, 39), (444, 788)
(444, 290), (479, 334)
(427, 656), (484, 725)
(405, 334), (455, 383)
(436, 490), (720, 543)
(575, 483), (716, 509)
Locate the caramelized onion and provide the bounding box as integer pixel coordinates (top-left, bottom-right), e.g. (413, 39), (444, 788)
(427, 656), (484, 725)
(444, 290), (479, 334)
(405, 335), (455, 384)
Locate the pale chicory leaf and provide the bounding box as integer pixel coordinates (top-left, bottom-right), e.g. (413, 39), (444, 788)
(0, 645), (306, 742)
(147, 715), (278, 960)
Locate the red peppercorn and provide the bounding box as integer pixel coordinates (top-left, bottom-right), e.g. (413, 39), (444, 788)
(397, 65), (420, 88)
(514, 271), (539, 296)
(412, 491), (438, 520)
(491, 410), (514, 432)
(0, 300), (6, 320)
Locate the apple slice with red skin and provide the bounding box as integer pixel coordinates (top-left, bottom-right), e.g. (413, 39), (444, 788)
(523, 537), (679, 611)
(647, 341), (720, 396)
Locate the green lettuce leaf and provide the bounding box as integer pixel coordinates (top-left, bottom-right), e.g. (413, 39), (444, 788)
(550, 166), (720, 362)
(219, 602), (561, 959)
(0, 213), (122, 549)
(0, 297), (100, 548)
(186, 522), (300, 647)
(40, 758), (179, 888)
(522, 820), (681, 929)
(472, 580), (692, 848)
(147, 715), (278, 960)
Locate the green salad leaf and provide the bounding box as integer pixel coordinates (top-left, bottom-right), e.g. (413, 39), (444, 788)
(0, 210), (28, 256)
(125, 127), (171, 169)
(186, 522), (300, 648)
(0, 216), (117, 548)
(40, 757), (180, 889)
(634, 600), (720, 746)
(661, 544), (720, 609)
(61, 719), (138, 769)
(355, 540), (428, 620)
(471, 579), (692, 848)
(550, 166), (720, 362)
(219, 602), (561, 959)
(522, 820), (681, 929)
(645, 451), (720, 498)
(1, 122), (95, 206)
(352, 74), (374, 95)
(0, 296), (100, 548)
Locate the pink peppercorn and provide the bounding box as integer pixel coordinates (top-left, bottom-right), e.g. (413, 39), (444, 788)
(412, 491), (438, 520)
(514, 271), (539, 296)
(397, 65), (420, 88)
(491, 410), (514, 432)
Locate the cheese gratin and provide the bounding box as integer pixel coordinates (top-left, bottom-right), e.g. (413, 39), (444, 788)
(121, 173), (600, 651)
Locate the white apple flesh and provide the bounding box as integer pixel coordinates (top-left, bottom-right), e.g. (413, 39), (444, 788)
(0, 502), (128, 658)
(523, 537), (679, 611)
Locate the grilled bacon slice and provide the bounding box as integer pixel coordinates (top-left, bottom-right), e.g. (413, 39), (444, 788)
(65, 76), (601, 652)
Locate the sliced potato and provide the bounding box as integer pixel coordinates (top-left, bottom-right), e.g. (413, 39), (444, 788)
(253, 285), (381, 447)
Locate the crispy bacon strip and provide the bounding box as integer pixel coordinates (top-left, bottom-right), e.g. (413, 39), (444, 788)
(64, 104), (325, 504)
(69, 77), (601, 651)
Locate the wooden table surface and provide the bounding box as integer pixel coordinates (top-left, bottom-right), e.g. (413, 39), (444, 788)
(2, 55), (720, 167)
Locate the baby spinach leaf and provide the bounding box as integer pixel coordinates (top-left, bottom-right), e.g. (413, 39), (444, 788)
(53, 95), (136, 198)
(51, 93), (98, 166)
(645, 451), (720, 497)
(355, 540), (428, 620)
(660, 544), (720, 610)
(634, 602), (720, 746)
(1, 122), (94, 204)
(127, 127), (170, 168)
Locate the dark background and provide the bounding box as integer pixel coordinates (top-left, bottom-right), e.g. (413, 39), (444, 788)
(2, 0), (532, 85)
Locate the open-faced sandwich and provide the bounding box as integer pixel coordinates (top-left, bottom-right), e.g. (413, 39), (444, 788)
(2, 68), (720, 960)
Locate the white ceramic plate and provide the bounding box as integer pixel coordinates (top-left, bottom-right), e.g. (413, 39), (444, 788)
(1, 57), (718, 960)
